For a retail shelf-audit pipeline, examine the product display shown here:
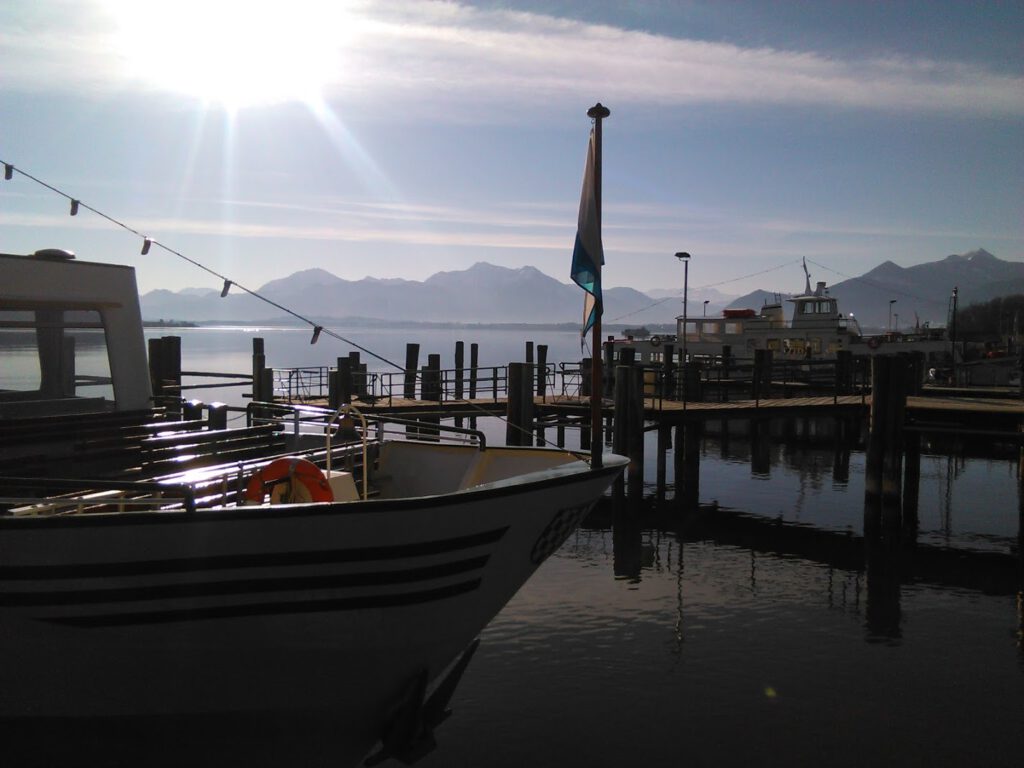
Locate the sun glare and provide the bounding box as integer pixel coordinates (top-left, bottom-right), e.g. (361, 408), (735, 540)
(104, 0), (358, 109)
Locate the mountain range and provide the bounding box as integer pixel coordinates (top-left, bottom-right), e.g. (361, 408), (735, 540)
(141, 249), (1024, 331)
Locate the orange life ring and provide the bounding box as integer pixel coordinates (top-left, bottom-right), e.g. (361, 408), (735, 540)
(245, 458), (333, 504)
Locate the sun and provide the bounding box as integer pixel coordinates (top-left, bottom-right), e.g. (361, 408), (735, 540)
(103, 0), (359, 109)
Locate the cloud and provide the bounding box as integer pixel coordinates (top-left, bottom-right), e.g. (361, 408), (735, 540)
(2, 0), (1021, 117)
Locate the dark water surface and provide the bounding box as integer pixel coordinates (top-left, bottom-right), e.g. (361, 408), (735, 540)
(412, 427), (1023, 768)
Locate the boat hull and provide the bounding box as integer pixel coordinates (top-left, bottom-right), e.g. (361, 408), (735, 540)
(0, 456), (626, 766)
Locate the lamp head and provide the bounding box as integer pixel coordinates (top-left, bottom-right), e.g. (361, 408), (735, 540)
(675, 251), (691, 261)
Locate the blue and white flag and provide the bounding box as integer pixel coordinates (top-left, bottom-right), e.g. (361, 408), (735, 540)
(570, 129), (604, 336)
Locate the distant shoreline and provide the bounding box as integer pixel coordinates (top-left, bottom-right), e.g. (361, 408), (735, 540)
(142, 318), (677, 333)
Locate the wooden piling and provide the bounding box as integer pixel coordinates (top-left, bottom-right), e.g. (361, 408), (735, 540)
(469, 343), (479, 398)
(506, 362), (534, 446)
(613, 365), (644, 493)
(536, 344), (548, 398)
(403, 343), (420, 399)
(454, 341), (465, 428)
(656, 423), (669, 501)
(336, 357), (353, 405)
(251, 337), (265, 403)
(454, 341), (465, 399)
(469, 342), (479, 430)
(864, 356), (888, 502)
(681, 422), (701, 510)
(881, 355), (908, 513)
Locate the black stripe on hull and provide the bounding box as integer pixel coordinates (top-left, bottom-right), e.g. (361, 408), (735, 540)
(0, 555), (489, 607)
(0, 527), (507, 581)
(41, 578), (482, 628)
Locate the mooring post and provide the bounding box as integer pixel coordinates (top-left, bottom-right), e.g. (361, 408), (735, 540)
(161, 336), (182, 417)
(469, 343), (479, 398)
(348, 352), (367, 401)
(148, 337), (165, 402)
(250, 337), (265, 402)
(337, 357), (353, 405)
(865, 355), (890, 504)
(671, 423), (684, 504)
(454, 341), (465, 428)
(403, 343), (419, 400)
(420, 354), (442, 440)
(681, 421), (701, 510)
(835, 350), (852, 396)
(454, 341), (465, 400)
(506, 362), (530, 446)
(525, 341), (534, 365)
(628, 366), (644, 495)
(656, 422), (670, 501)
(881, 355), (908, 519)
(612, 365), (630, 458)
(536, 344), (548, 398)
(752, 349), (764, 402)
(207, 402), (227, 430)
(603, 337), (615, 396)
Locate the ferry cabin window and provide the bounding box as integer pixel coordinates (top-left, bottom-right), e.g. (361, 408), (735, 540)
(0, 308), (113, 405)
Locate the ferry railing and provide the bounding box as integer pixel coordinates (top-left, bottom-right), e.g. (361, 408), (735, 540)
(269, 364), (515, 407)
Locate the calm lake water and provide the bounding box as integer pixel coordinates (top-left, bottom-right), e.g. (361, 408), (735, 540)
(8, 327), (1024, 765)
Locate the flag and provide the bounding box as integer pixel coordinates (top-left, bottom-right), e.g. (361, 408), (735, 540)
(571, 128), (604, 336)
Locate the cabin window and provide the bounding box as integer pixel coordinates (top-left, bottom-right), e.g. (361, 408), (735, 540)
(766, 338), (780, 351)
(0, 308), (113, 406)
(810, 338), (822, 354)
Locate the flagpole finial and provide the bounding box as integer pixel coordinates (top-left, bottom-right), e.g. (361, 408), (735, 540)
(587, 103), (610, 119)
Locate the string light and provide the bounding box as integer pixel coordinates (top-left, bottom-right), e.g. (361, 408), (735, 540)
(0, 157), (569, 451)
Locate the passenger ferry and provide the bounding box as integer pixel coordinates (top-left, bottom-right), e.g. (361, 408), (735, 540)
(608, 265), (952, 368)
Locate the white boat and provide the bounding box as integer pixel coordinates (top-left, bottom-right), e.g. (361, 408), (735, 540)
(0, 249), (628, 767)
(610, 264), (953, 367)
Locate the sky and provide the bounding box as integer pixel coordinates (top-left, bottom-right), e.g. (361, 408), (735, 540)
(1, 0), (1021, 302)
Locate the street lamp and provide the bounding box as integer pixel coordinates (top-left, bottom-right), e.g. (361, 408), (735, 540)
(703, 299), (709, 317)
(675, 252), (691, 363)
(889, 299), (897, 331)
(675, 252), (691, 406)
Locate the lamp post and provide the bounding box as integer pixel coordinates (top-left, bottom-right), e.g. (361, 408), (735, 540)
(889, 299), (897, 331)
(703, 299), (709, 317)
(675, 252), (691, 404)
(894, 313), (899, 333)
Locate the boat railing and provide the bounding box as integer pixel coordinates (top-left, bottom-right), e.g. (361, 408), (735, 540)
(1, 477), (197, 516)
(270, 363), (568, 407)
